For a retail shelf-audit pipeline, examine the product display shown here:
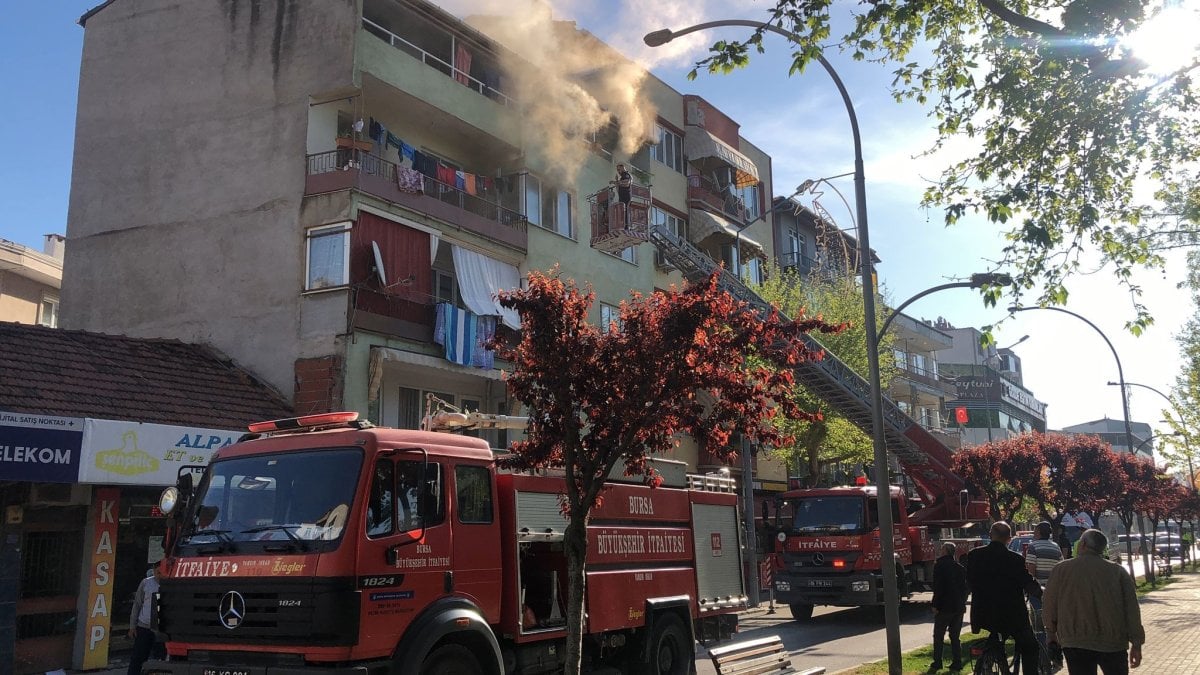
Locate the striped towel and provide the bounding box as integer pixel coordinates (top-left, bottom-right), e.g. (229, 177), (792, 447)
(440, 304), (476, 366)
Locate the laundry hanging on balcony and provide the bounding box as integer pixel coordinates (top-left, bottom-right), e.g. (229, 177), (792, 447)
(451, 245), (521, 329)
(434, 303), (478, 366)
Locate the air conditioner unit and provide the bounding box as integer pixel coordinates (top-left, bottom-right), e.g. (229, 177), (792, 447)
(29, 483), (90, 506)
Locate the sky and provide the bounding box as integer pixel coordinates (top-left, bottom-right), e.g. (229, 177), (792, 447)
(0, 1), (1192, 461)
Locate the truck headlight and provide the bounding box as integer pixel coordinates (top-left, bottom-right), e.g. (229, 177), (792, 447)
(851, 580), (870, 592)
(775, 581), (791, 592)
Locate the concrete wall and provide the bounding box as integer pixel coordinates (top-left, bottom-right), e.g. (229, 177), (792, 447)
(63, 0), (360, 398)
(0, 272), (49, 324)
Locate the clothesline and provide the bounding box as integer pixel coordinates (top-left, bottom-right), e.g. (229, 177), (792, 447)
(368, 117), (527, 198)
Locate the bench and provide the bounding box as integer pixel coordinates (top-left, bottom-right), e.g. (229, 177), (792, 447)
(708, 634), (825, 675)
(1153, 555), (1173, 578)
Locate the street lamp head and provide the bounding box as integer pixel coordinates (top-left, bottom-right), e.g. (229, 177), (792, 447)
(1006, 305), (1024, 313)
(970, 272), (1013, 288)
(643, 29), (675, 47)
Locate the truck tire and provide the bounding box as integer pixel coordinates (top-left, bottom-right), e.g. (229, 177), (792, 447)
(789, 603), (814, 620)
(636, 611), (690, 675)
(420, 643), (483, 675)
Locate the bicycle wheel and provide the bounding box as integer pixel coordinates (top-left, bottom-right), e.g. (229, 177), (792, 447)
(973, 645), (1011, 675)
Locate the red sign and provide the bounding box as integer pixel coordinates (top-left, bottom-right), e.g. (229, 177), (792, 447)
(758, 557), (774, 591)
(711, 532), (723, 557)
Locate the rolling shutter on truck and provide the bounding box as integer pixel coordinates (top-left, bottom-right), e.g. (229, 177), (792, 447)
(691, 502), (745, 607)
(516, 491), (568, 535)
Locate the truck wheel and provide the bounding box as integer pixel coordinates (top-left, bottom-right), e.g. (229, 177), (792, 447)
(636, 612), (689, 675)
(420, 643), (483, 675)
(789, 603), (814, 620)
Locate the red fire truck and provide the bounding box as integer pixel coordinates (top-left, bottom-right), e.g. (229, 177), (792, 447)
(768, 460), (989, 619)
(145, 411), (745, 674)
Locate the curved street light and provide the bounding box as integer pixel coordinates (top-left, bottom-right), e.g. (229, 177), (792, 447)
(646, 21), (904, 670)
(878, 273), (1013, 339)
(1008, 305), (1154, 578)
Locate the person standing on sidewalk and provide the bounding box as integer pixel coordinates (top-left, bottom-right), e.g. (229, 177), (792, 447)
(128, 563), (164, 675)
(1026, 521), (1063, 625)
(930, 542), (968, 671)
(1044, 529), (1144, 674)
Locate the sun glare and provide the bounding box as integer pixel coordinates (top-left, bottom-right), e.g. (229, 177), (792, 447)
(1121, 5), (1200, 76)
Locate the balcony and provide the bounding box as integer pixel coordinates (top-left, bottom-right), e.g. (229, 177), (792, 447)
(305, 150), (527, 252)
(687, 175), (748, 222)
(778, 250), (815, 276)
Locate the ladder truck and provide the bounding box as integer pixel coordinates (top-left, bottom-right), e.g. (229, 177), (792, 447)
(588, 182), (990, 620)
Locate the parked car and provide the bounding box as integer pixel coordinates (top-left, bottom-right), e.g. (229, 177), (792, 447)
(1008, 534), (1035, 556)
(1115, 534), (1150, 556)
(1154, 535), (1187, 560)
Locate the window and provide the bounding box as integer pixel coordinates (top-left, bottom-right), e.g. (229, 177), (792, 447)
(524, 174), (573, 237)
(650, 124), (684, 173)
(599, 302), (621, 330)
(739, 183), (761, 221)
(366, 459), (395, 538)
(398, 459), (445, 528)
(433, 269), (458, 305)
(305, 222), (351, 290)
(38, 295), (59, 328)
(743, 257), (763, 286)
(720, 243), (740, 275)
(398, 387), (455, 429)
(894, 349), (907, 371)
(456, 465), (493, 524)
(651, 207), (685, 268)
(617, 246), (636, 264)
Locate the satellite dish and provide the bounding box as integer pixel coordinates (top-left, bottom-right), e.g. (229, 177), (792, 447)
(371, 240), (388, 286)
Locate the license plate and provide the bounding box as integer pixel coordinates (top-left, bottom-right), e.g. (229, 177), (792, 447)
(202, 669), (255, 675)
(808, 579), (833, 587)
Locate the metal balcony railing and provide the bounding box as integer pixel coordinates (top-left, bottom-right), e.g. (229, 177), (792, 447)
(687, 175), (749, 221)
(305, 150), (528, 240)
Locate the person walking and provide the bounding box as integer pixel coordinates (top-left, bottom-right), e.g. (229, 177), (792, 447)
(1043, 529), (1144, 674)
(966, 521), (1043, 673)
(930, 542), (968, 671)
(128, 563), (164, 675)
(1025, 521), (1063, 631)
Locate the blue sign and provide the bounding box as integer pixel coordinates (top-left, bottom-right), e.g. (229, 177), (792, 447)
(0, 412), (84, 483)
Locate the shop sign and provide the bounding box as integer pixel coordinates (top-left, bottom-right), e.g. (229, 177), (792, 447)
(82, 487), (120, 669)
(78, 419), (240, 486)
(0, 412), (83, 483)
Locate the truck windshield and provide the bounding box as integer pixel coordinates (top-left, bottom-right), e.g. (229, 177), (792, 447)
(179, 448), (362, 551)
(787, 496), (866, 535)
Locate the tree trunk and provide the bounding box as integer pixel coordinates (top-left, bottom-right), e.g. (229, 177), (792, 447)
(1122, 520), (1136, 579)
(563, 512), (589, 675)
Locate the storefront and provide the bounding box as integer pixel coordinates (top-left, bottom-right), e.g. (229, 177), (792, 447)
(1, 413), (241, 674)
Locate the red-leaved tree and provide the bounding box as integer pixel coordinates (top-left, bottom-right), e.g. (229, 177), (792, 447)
(953, 435), (1046, 522)
(1032, 433), (1124, 533)
(1111, 453), (1159, 578)
(491, 270), (841, 674)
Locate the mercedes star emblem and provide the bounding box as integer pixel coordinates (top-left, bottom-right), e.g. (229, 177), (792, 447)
(812, 552), (824, 565)
(218, 590), (246, 629)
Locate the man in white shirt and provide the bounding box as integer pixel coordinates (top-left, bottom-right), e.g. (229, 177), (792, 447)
(128, 563), (164, 675)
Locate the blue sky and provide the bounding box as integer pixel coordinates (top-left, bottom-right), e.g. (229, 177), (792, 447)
(0, 1), (1191, 458)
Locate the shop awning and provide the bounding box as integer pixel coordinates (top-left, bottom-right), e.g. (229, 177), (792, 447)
(684, 128), (760, 187)
(688, 209), (764, 259)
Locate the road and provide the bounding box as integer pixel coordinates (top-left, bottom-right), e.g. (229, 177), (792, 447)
(694, 592), (942, 674)
(695, 554), (1168, 674)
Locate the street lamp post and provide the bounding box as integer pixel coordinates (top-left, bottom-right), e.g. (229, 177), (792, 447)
(646, 22), (903, 671)
(878, 273), (1013, 338)
(1009, 305), (1155, 577)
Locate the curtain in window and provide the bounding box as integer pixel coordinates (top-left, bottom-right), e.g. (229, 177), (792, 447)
(451, 245), (521, 329)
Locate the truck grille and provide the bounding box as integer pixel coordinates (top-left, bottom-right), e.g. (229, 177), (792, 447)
(158, 577), (358, 646)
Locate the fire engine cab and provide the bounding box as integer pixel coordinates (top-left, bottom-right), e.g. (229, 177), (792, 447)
(145, 410), (745, 675)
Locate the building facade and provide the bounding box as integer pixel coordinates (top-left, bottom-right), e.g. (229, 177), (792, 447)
(64, 2), (790, 513)
(936, 324), (1048, 446)
(0, 235), (63, 327)
(1060, 418), (1154, 458)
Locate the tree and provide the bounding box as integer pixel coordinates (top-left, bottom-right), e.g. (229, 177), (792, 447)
(1022, 433), (1124, 531)
(751, 261), (894, 483)
(696, 1), (1200, 329)
(1111, 453), (1160, 578)
(491, 269), (841, 674)
(1142, 472), (1188, 584)
(952, 435), (1045, 522)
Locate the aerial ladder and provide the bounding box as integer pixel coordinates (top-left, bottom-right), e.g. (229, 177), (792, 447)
(587, 184), (987, 525)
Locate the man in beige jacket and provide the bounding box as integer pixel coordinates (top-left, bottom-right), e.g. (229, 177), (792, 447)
(1044, 529), (1145, 674)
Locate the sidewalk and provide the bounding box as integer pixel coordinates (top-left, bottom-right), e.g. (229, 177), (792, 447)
(1138, 568), (1200, 673)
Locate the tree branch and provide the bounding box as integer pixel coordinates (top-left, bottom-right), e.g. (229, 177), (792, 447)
(977, 0), (1063, 38)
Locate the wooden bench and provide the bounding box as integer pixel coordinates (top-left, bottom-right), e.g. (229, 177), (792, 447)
(708, 634), (825, 675)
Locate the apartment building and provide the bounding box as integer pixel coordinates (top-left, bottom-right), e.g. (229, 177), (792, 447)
(64, 1), (780, 475)
(936, 324), (1048, 446)
(0, 235), (63, 326)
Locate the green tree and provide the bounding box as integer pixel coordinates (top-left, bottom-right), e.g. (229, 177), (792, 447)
(696, 1), (1200, 330)
(752, 261), (896, 483)
(1165, 253), (1200, 485)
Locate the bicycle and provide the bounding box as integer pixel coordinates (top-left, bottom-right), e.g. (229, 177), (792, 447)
(971, 600), (1056, 675)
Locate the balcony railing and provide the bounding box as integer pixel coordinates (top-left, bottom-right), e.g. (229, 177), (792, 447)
(687, 174), (748, 221)
(305, 149), (527, 251)
(362, 17), (515, 107)
(778, 250), (815, 275)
